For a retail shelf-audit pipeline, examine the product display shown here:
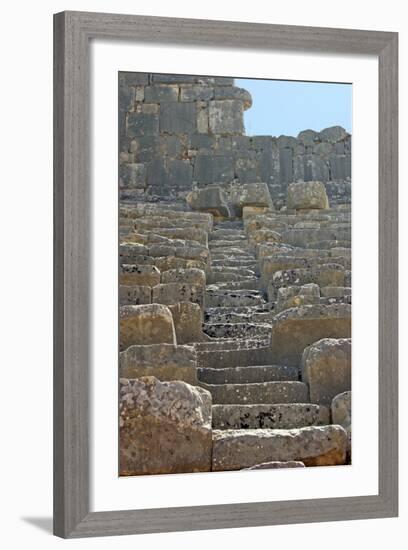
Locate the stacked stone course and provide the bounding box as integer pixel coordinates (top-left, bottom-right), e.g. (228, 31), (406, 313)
(119, 72), (351, 209)
(118, 73), (352, 474)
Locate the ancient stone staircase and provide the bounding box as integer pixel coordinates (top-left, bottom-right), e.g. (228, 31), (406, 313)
(119, 183), (352, 475)
(197, 218), (325, 435)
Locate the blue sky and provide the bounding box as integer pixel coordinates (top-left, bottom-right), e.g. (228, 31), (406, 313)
(236, 78), (352, 137)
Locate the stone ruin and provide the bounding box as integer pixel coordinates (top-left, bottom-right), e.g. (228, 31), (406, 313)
(118, 73), (352, 475)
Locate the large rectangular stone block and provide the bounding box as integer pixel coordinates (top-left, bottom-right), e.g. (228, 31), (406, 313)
(160, 102), (197, 134)
(193, 154), (234, 184)
(120, 343), (198, 384)
(144, 84), (179, 102)
(212, 403), (329, 430)
(270, 304), (351, 367)
(212, 425), (348, 470)
(301, 338), (351, 405)
(127, 111), (159, 137)
(152, 282), (205, 308)
(119, 163), (146, 189)
(208, 99), (244, 134)
(167, 159), (193, 190)
(180, 85), (214, 101)
(200, 381), (308, 405)
(119, 304), (176, 351)
(119, 72), (149, 86)
(120, 264), (161, 286)
(279, 147), (293, 183)
(168, 302), (207, 344)
(119, 285), (152, 306)
(120, 378), (212, 475)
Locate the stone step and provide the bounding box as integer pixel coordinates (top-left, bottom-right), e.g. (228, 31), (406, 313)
(200, 380), (309, 404)
(210, 254), (256, 263)
(194, 338), (270, 352)
(204, 310), (275, 325)
(209, 230), (247, 241)
(207, 279), (260, 291)
(208, 271), (256, 283)
(210, 247), (255, 255)
(211, 403), (329, 430)
(196, 345), (273, 369)
(206, 289), (265, 308)
(204, 304), (275, 317)
(203, 322), (271, 340)
(209, 240), (250, 249)
(212, 425), (348, 470)
(210, 266), (256, 276)
(198, 364), (298, 384)
(211, 258), (258, 268)
(214, 221), (245, 230)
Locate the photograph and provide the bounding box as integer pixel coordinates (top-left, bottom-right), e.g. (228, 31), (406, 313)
(118, 72), (352, 476)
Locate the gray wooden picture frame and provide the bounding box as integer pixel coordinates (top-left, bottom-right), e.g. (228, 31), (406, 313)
(53, 10), (398, 538)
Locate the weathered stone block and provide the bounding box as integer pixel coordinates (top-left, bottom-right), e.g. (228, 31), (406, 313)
(154, 256), (208, 275)
(119, 304), (176, 350)
(212, 403), (329, 430)
(190, 134), (215, 150)
(329, 154), (351, 180)
(180, 85), (214, 101)
(279, 147), (293, 183)
(303, 155), (330, 182)
(152, 282), (205, 308)
(268, 264), (345, 300)
(196, 103), (209, 133)
(168, 301), (207, 344)
(187, 185), (230, 217)
(161, 267), (206, 286)
(119, 285), (152, 305)
(248, 229), (281, 248)
(270, 304), (351, 367)
(144, 84), (179, 102)
(208, 99), (244, 134)
(175, 245), (210, 265)
(297, 129), (319, 146)
(201, 381), (308, 405)
(194, 154), (234, 184)
(235, 155), (259, 183)
(287, 181), (329, 210)
(120, 343), (198, 384)
(130, 135), (159, 160)
(276, 284), (321, 312)
(301, 338), (351, 405)
(119, 72), (149, 87)
(214, 86), (252, 109)
(320, 286), (351, 298)
(120, 264), (161, 286)
(319, 126), (348, 143)
(127, 111), (159, 137)
(158, 135), (185, 157)
(119, 163), (146, 188)
(212, 425), (348, 470)
(332, 390), (352, 454)
(119, 242), (149, 263)
(229, 182), (274, 213)
(119, 85), (135, 112)
(120, 377), (212, 475)
(160, 102), (196, 133)
(167, 159), (193, 190)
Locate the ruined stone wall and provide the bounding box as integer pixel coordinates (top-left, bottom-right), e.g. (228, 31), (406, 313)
(119, 72), (351, 209)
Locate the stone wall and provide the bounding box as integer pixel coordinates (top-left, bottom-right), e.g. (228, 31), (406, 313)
(119, 72), (351, 212)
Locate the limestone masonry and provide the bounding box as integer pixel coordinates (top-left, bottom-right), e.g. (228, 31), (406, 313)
(118, 73), (352, 475)
(119, 73), (351, 209)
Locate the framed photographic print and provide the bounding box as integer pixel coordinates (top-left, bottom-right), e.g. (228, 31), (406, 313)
(53, 11), (398, 538)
